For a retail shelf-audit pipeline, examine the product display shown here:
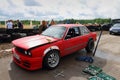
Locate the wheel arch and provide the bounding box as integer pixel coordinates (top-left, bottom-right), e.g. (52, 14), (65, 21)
(42, 46), (60, 69)
(43, 46), (60, 57)
(86, 37), (95, 53)
(87, 37), (94, 44)
(88, 37), (94, 41)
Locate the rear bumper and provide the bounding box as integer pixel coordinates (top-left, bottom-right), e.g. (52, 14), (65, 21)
(12, 48), (43, 70)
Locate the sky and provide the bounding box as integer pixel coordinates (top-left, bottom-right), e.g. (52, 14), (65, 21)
(0, 0), (120, 21)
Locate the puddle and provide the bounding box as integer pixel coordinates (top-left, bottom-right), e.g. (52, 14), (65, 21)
(95, 50), (120, 63)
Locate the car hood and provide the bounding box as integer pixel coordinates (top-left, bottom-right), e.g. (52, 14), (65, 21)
(12, 35), (59, 50)
(111, 26), (120, 30)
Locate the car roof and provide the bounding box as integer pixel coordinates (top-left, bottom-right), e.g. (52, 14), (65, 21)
(53, 24), (84, 28)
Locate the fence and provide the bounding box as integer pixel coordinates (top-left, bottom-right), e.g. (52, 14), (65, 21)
(0, 20), (41, 29)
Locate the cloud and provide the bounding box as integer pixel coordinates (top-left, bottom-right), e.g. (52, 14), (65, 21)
(0, 0), (120, 20)
(6, 0), (16, 7)
(23, 0), (41, 6)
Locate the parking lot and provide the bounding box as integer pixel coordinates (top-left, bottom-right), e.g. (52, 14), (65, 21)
(0, 31), (120, 80)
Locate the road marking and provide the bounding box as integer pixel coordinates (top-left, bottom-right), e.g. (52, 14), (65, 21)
(54, 71), (64, 78)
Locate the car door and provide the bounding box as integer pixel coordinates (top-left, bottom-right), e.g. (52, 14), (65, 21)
(79, 26), (91, 49)
(62, 27), (83, 56)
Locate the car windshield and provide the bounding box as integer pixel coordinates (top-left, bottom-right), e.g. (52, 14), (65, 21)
(41, 26), (66, 39)
(113, 24), (120, 27)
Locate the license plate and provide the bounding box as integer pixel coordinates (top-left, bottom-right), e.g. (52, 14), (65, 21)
(113, 30), (118, 32)
(13, 53), (20, 60)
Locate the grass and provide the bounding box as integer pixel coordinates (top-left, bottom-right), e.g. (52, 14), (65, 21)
(0, 24), (33, 29)
(0, 24), (5, 28)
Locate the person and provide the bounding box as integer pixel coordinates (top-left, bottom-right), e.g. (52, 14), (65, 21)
(49, 19), (56, 26)
(39, 20), (47, 34)
(6, 20), (13, 29)
(6, 20), (13, 35)
(17, 20), (23, 29)
(13, 20), (17, 29)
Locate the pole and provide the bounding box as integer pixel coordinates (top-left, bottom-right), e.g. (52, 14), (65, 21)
(30, 20), (32, 28)
(93, 26), (103, 56)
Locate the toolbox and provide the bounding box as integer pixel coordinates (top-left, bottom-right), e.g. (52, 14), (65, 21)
(88, 72), (116, 80)
(83, 65), (102, 76)
(83, 65), (116, 80)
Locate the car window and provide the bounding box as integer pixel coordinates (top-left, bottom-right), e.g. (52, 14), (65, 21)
(74, 27), (81, 36)
(41, 26), (66, 39)
(80, 26), (90, 35)
(65, 27), (81, 39)
(113, 24), (120, 27)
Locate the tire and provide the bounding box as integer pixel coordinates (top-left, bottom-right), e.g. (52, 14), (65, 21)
(109, 32), (112, 35)
(0, 39), (2, 43)
(85, 39), (94, 53)
(43, 50), (60, 70)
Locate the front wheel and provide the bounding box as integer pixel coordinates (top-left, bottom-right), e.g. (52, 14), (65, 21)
(43, 50), (60, 70)
(85, 39), (94, 53)
(109, 32), (112, 35)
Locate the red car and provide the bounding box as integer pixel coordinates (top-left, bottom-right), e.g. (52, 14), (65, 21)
(12, 24), (96, 70)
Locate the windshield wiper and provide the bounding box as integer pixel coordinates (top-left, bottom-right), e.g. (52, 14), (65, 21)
(49, 35), (55, 38)
(41, 34), (48, 36)
(41, 34), (55, 38)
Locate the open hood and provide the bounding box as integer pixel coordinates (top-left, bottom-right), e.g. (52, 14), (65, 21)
(12, 35), (59, 50)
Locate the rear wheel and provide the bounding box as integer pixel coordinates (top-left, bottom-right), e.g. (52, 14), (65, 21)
(43, 50), (60, 70)
(85, 39), (94, 53)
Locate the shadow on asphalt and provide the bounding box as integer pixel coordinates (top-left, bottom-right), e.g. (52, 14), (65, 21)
(8, 49), (107, 80)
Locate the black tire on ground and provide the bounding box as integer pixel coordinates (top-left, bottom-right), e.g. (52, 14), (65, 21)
(0, 39), (2, 43)
(43, 50), (60, 70)
(109, 32), (112, 35)
(85, 39), (94, 53)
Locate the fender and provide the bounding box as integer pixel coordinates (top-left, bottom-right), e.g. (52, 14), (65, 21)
(86, 37), (93, 44)
(89, 37), (93, 41)
(44, 46), (59, 55)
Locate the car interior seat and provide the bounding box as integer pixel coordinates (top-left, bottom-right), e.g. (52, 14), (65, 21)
(70, 28), (76, 37)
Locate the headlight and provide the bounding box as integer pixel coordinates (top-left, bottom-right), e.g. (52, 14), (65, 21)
(25, 51), (28, 55)
(28, 52), (31, 56)
(24, 51), (31, 56)
(109, 28), (112, 31)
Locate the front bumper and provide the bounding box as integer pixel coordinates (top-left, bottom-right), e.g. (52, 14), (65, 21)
(12, 48), (43, 70)
(110, 30), (120, 34)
